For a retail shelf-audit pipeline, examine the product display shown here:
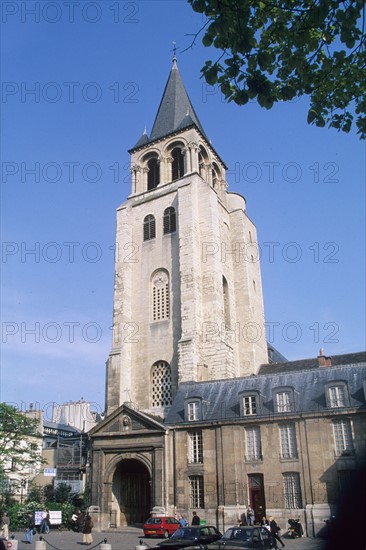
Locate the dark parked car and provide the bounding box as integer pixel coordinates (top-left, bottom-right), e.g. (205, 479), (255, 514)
(208, 526), (279, 549)
(152, 525), (222, 549)
(143, 516), (181, 538)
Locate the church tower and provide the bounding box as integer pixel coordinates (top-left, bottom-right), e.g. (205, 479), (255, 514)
(106, 56), (268, 417)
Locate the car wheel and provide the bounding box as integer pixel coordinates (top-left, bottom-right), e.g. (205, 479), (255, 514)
(164, 530), (169, 538)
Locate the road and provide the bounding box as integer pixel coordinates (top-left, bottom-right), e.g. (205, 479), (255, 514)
(7, 527), (327, 550)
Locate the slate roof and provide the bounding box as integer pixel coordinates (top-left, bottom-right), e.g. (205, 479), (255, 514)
(258, 351), (366, 375)
(43, 420), (82, 434)
(129, 58), (216, 154)
(165, 352), (366, 426)
(149, 58), (206, 142)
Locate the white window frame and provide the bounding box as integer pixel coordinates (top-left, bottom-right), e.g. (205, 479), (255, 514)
(189, 475), (204, 508)
(187, 401), (199, 421)
(283, 472), (302, 508)
(243, 395), (257, 416)
(279, 423), (298, 459)
(333, 418), (354, 456)
(245, 426), (262, 461)
(276, 391), (292, 413)
(188, 431), (203, 464)
(328, 385), (347, 408)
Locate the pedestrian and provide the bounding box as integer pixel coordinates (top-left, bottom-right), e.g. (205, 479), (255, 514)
(25, 513), (35, 544)
(247, 506), (255, 526)
(269, 517), (285, 548)
(82, 514), (94, 545)
(240, 511), (247, 526)
(178, 514), (187, 527)
(1, 513), (9, 540)
(261, 516), (270, 530)
(40, 508), (50, 534)
(191, 511), (200, 525)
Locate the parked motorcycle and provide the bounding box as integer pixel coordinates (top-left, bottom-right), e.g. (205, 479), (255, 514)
(288, 518), (303, 538)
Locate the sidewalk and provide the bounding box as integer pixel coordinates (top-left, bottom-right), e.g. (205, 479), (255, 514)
(6, 528), (326, 550)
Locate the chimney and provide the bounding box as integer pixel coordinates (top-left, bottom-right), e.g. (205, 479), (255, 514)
(318, 348), (332, 367)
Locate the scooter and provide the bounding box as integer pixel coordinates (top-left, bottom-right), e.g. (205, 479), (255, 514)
(288, 518), (303, 538)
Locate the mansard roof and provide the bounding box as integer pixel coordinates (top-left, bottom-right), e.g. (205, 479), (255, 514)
(165, 351), (366, 426)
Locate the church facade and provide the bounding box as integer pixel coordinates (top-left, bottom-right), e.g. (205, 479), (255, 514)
(89, 57), (366, 536)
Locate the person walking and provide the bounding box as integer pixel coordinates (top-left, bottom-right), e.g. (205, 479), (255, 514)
(25, 513), (35, 544)
(178, 514), (188, 527)
(191, 511), (200, 525)
(269, 517), (285, 548)
(1, 513), (9, 540)
(39, 509), (50, 534)
(82, 515), (94, 545)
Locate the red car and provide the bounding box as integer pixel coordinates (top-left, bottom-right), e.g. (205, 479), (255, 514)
(143, 516), (181, 538)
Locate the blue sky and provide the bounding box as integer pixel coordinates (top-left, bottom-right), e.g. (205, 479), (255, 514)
(1, 0), (365, 417)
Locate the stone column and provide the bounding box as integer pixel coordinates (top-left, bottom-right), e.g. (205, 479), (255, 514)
(206, 163), (213, 185)
(183, 146), (191, 174)
(142, 167), (149, 190)
(130, 165), (140, 194)
(190, 142), (199, 173)
(158, 157), (164, 185)
(166, 156), (173, 183)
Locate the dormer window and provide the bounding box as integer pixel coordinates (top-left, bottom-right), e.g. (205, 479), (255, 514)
(326, 382), (348, 408)
(241, 393), (258, 416)
(186, 401), (200, 421)
(274, 388), (295, 413)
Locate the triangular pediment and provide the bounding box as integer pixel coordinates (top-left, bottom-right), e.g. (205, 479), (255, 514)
(89, 403), (166, 437)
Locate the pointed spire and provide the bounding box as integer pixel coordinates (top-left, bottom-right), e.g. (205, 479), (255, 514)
(149, 58), (206, 142)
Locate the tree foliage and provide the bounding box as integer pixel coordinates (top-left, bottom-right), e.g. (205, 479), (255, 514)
(0, 403), (44, 480)
(188, 0), (366, 138)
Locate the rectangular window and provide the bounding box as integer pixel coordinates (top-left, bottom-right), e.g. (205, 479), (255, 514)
(243, 395), (257, 416)
(245, 427), (262, 461)
(276, 391), (292, 412)
(190, 475), (204, 508)
(188, 402), (199, 421)
(283, 472), (302, 508)
(189, 431), (203, 464)
(280, 424), (298, 459)
(329, 386), (346, 408)
(333, 419), (354, 456)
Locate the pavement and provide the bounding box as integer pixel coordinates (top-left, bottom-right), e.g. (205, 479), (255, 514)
(5, 528), (327, 550)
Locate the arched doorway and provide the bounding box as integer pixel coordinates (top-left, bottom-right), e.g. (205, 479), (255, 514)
(112, 458), (151, 525)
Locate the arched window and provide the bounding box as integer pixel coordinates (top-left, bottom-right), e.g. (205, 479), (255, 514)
(143, 214), (156, 241)
(151, 361), (172, 407)
(152, 270), (169, 320)
(172, 147), (184, 181)
(163, 207), (176, 234)
(147, 157), (159, 190)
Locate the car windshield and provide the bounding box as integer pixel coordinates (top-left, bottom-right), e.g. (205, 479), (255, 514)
(170, 528), (198, 540)
(146, 518), (162, 524)
(222, 528), (252, 541)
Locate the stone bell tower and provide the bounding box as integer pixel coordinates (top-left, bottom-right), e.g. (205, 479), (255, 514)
(105, 55), (268, 417)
